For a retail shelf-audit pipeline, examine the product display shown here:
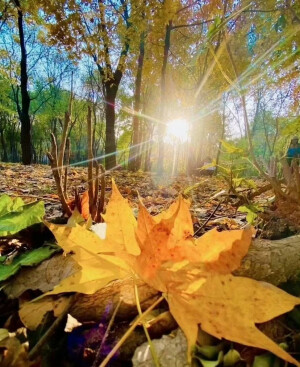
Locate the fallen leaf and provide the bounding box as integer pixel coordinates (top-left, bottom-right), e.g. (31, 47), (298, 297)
(167, 274), (300, 366)
(102, 179), (140, 256)
(0, 245), (60, 282)
(194, 227), (253, 274)
(42, 183), (300, 366)
(19, 296), (70, 330)
(46, 246), (130, 295)
(80, 191), (90, 220)
(0, 196), (45, 236)
(0, 336), (32, 367)
(0, 328), (9, 341)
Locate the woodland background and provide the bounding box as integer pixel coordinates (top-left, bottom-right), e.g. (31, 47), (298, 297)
(0, 0), (299, 174)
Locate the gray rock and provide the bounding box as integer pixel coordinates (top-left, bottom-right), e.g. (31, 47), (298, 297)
(132, 329), (189, 367)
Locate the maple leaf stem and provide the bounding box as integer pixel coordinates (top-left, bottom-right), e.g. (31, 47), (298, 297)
(134, 284), (161, 367)
(98, 295), (164, 367)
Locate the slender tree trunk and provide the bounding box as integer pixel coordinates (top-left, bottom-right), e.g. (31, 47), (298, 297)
(104, 84), (117, 169)
(129, 32), (145, 171)
(0, 128), (8, 162)
(14, 0), (32, 165)
(157, 21), (172, 173)
(215, 98), (227, 174)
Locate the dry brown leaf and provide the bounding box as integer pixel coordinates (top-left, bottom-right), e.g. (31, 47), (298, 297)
(4, 253), (80, 298)
(19, 296), (70, 330)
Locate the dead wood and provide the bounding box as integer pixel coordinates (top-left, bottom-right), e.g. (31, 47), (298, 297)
(5, 235), (300, 324)
(70, 235), (300, 323)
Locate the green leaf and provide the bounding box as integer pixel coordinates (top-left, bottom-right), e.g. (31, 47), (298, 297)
(0, 195), (24, 217)
(0, 245), (61, 282)
(223, 349), (241, 366)
(238, 206), (257, 224)
(238, 204), (263, 225)
(232, 178), (257, 189)
(195, 351), (224, 367)
(0, 329), (9, 342)
(221, 140), (244, 154)
(183, 182), (202, 196)
(0, 200), (45, 236)
(196, 345), (221, 360)
(274, 15), (287, 33)
(208, 16), (222, 38)
(253, 352), (280, 367)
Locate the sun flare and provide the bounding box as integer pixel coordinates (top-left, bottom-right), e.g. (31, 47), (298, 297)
(165, 118), (189, 143)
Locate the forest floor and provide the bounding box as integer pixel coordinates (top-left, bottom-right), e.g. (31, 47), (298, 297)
(1, 163), (300, 367)
(0, 162), (299, 239)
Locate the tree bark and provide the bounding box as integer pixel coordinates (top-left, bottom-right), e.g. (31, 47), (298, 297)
(104, 84), (118, 170)
(157, 21), (172, 174)
(215, 99), (226, 174)
(14, 0), (32, 165)
(0, 127), (8, 162)
(129, 32), (145, 172)
(7, 234), (300, 324)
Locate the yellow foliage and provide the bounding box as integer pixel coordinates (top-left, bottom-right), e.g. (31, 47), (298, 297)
(168, 274), (300, 366)
(41, 182), (300, 365)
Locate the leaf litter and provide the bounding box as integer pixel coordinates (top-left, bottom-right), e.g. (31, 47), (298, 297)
(1, 163), (300, 366)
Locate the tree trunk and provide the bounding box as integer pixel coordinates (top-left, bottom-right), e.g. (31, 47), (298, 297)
(215, 99), (226, 174)
(0, 128), (8, 162)
(157, 21), (172, 173)
(104, 84), (117, 170)
(14, 0), (32, 165)
(129, 32), (145, 172)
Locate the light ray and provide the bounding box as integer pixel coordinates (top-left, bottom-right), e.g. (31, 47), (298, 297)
(53, 139), (153, 171)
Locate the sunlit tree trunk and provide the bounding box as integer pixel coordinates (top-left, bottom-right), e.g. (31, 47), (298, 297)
(157, 20), (172, 173)
(129, 31), (145, 171)
(14, 0), (32, 165)
(103, 81), (118, 169)
(215, 97), (226, 174)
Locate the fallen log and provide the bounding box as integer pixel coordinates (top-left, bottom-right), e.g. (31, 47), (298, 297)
(70, 234), (300, 322)
(5, 235), (300, 323)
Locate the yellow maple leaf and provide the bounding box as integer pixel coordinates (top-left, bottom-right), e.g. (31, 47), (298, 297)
(102, 179), (140, 256)
(134, 199), (202, 291)
(195, 227), (253, 274)
(42, 183), (300, 365)
(46, 246), (130, 295)
(167, 274), (300, 366)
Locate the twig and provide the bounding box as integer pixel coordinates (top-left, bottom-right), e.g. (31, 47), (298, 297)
(92, 298), (122, 367)
(63, 138), (70, 199)
(47, 133), (72, 216)
(94, 161), (99, 209)
(95, 164), (106, 222)
(87, 106), (94, 216)
(99, 296), (164, 367)
(194, 202), (221, 237)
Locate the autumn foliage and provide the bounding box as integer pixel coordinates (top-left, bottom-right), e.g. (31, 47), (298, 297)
(37, 180), (300, 366)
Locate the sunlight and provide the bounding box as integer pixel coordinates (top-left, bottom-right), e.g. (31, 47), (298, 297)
(165, 118), (190, 143)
